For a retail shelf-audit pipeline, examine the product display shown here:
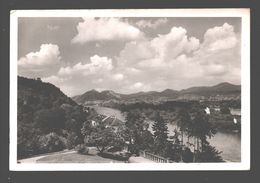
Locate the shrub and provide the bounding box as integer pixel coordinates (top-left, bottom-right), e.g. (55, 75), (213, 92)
(76, 144), (89, 155)
(220, 106), (231, 114)
(38, 132), (65, 154)
(66, 133), (80, 150)
(196, 144), (224, 162)
(107, 146), (123, 152)
(99, 151), (131, 161)
(182, 147), (193, 162)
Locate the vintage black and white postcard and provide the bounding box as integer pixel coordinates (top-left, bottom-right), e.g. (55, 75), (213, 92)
(9, 9), (250, 171)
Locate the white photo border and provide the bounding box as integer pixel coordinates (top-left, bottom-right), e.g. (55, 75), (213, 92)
(10, 9), (250, 171)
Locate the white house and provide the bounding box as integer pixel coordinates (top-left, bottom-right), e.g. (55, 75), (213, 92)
(205, 107), (210, 115)
(91, 120), (97, 126)
(233, 118), (237, 124)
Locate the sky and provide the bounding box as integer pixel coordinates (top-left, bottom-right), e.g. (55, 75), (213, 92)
(18, 17), (241, 97)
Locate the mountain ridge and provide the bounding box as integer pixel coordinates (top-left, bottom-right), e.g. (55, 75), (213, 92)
(72, 82), (241, 104)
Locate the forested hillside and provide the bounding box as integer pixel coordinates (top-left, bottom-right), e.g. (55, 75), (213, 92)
(18, 76), (93, 159)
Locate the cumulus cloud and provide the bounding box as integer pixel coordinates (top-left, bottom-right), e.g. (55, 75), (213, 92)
(193, 23), (240, 71)
(72, 18), (143, 44)
(58, 55), (113, 76)
(42, 75), (69, 85)
(118, 41), (155, 66)
(43, 55), (114, 96)
(118, 26), (200, 69)
(18, 44), (61, 67)
(124, 82), (152, 93)
(136, 18), (168, 29)
(38, 23), (241, 96)
(112, 73), (124, 81)
(201, 23), (238, 52)
(151, 27), (200, 60)
(115, 23), (240, 91)
(133, 82), (143, 88)
(18, 44), (61, 77)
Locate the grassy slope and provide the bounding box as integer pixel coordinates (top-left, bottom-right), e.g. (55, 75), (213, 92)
(36, 152), (124, 163)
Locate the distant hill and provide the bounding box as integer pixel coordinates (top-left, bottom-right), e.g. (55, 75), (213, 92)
(181, 82), (241, 94)
(73, 89), (122, 102)
(72, 82), (241, 104)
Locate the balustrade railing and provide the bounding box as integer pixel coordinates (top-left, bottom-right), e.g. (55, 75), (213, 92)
(139, 151), (172, 163)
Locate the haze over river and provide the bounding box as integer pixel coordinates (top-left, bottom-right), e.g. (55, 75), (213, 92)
(89, 106), (241, 162)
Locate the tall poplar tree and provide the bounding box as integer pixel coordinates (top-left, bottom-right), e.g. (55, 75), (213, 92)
(152, 112), (169, 157)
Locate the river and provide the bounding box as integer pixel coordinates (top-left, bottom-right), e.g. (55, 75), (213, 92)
(89, 105), (126, 121)
(88, 106), (241, 162)
(208, 131), (241, 162)
(150, 123), (241, 162)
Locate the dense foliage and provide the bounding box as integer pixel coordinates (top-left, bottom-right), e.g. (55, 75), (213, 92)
(196, 142), (224, 162)
(114, 100), (240, 132)
(120, 105), (224, 162)
(152, 112), (170, 157)
(18, 77), (235, 163)
(18, 77), (90, 159)
(124, 110), (154, 154)
(81, 119), (125, 153)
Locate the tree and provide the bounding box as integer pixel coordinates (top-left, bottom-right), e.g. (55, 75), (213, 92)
(139, 130), (154, 151)
(17, 76), (90, 158)
(176, 106), (221, 162)
(17, 122), (40, 158)
(66, 132), (81, 149)
(182, 147), (193, 162)
(82, 123), (124, 153)
(124, 110), (150, 154)
(38, 132), (66, 154)
(192, 110), (215, 146)
(169, 129), (182, 162)
(81, 120), (93, 138)
(196, 142), (224, 162)
(176, 109), (192, 147)
(220, 105), (231, 114)
(152, 112), (170, 157)
(188, 109), (218, 162)
(34, 108), (65, 134)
